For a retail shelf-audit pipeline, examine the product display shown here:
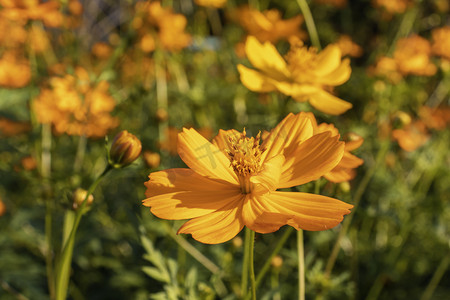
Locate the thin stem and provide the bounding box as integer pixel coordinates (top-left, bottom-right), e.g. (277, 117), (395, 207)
(73, 135), (87, 174)
(420, 252), (450, 300)
(297, 230), (305, 300)
(249, 230), (257, 300)
(154, 50), (168, 143)
(255, 227), (294, 288)
(55, 165), (112, 300)
(325, 141), (390, 277)
(296, 0), (321, 50)
(241, 227), (251, 298)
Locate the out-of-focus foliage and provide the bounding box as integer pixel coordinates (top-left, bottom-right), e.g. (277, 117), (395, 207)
(0, 0), (449, 299)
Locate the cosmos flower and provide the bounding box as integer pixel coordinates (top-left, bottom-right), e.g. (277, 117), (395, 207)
(238, 36), (352, 115)
(143, 112), (353, 244)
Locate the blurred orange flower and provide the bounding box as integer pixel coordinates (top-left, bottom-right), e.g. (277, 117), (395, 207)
(21, 156), (37, 171)
(419, 106), (450, 130)
(0, 117), (31, 136)
(392, 120), (429, 152)
(143, 112), (352, 244)
(0, 51), (31, 88)
(336, 35), (363, 58)
(238, 36), (352, 115)
(394, 35), (437, 76)
(133, 1), (191, 52)
(372, 0), (412, 14)
(195, 0), (227, 8)
(32, 67), (119, 137)
(0, 197), (5, 216)
(431, 26), (450, 61)
(143, 151), (161, 169)
(236, 6), (306, 43)
(0, 0), (64, 27)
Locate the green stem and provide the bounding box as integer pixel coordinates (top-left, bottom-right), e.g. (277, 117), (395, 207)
(241, 227), (251, 298)
(297, 230), (305, 300)
(325, 141), (390, 277)
(255, 227), (294, 288)
(420, 252), (450, 300)
(55, 165), (112, 300)
(249, 230), (257, 300)
(296, 0), (321, 49)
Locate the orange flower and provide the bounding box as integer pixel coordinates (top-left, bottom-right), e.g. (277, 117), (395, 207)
(372, 0), (412, 14)
(0, 197), (5, 216)
(238, 36), (352, 115)
(143, 112), (353, 244)
(32, 67), (119, 137)
(431, 26), (450, 61)
(143, 151), (161, 169)
(392, 120), (429, 152)
(0, 117), (31, 136)
(393, 35), (437, 76)
(0, 51), (31, 88)
(0, 0), (64, 27)
(336, 35), (363, 58)
(305, 113), (364, 182)
(236, 6), (306, 43)
(419, 106), (450, 130)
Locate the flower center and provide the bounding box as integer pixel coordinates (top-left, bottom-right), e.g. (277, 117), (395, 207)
(226, 129), (264, 194)
(285, 42), (318, 80)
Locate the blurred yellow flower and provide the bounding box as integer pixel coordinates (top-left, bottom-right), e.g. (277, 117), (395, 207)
(33, 67), (119, 137)
(0, 51), (31, 88)
(195, 0), (227, 8)
(431, 26), (450, 61)
(393, 35), (436, 76)
(238, 36), (352, 115)
(305, 113), (364, 183)
(0, 18), (27, 48)
(92, 42), (113, 59)
(143, 112), (353, 244)
(236, 6), (306, 43)
(143, 151), (161, 169)
(419, 106), (450, 131)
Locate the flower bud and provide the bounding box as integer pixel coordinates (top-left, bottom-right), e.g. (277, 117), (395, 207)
(109, 130), (142, 167)
(72, 188), (94, 210)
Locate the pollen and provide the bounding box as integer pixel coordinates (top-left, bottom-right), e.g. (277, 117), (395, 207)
(226, 129), (265, 193)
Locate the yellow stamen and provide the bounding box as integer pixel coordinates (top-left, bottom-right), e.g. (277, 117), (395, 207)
(226, 129), (264, 194)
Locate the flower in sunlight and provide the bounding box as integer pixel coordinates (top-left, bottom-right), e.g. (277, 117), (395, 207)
(32, 67), (119, 137)
(195, 0), (227, 9)
(143, 112), (353, 244)
(238, 36), (352, 115)
(236, 6), (306, 43)
(305, 113), (364, 183)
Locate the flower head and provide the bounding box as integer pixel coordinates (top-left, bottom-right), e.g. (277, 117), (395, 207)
(431, 26), (450, 61)
(143, 113), (353, 244)
(238, 36), (352, 115)
(109, 130), (142, 168)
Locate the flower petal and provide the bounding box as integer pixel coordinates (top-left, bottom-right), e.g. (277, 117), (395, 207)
(314, 44), (342, 77)
(307, 90), (352, 115)
(245, 36), (290, 81)
(261, 112), (314, 162)
(251, 154), (284, 194)
(237, 64), (277, 92)
(177, 194), (245, 244)
(178, 128), (238, 184)
(143, 168), (241, 220)
(320, 58), (352, 86)
(278, 131), (344, 188)
(252, 191), (353, 232)
(324, 167), (356, 183)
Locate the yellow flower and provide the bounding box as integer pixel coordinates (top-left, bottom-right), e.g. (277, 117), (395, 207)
(195, 0), (227, 9)
(336, 35), (363, 58)
(238, 36), (352, 115)
(236, 6), (306, 43)
(301, 113), (363, 183)
(0, 50), (31, 88)
(143, 113), (353, 244)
